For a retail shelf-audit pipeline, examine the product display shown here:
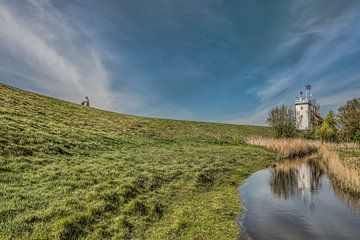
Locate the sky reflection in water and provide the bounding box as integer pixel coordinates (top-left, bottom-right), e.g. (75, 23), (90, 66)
(239, 157), (360, 240)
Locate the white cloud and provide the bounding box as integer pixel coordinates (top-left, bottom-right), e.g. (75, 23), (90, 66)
(318, 89), (360, 107)
(232, 1), (360, 126)
(256, 74), (293, 101)
(0, 0), (113, 109)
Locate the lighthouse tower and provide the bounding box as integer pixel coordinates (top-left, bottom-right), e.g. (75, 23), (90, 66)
(295, 84), (312, 130)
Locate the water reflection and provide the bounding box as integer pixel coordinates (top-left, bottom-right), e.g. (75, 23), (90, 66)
(330, 177), (360, 211)
(239, 156), (360, 240)
(270, 158), (322, 198)
(269, 156), (359, 211)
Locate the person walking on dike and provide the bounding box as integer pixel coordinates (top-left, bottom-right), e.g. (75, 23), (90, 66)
(81, 96), (90, 106)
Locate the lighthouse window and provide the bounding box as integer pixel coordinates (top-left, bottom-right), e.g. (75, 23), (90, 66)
(301, 106), (303, 110)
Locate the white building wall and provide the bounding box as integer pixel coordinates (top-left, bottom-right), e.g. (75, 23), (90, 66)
(295, 102), (311, 130)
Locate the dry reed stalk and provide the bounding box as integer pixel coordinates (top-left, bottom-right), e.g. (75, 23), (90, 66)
(247, 137), (360, 196)
(318, 144), (360, 196)
(331, 177), (360, 210)
(246, 137), (318, 159)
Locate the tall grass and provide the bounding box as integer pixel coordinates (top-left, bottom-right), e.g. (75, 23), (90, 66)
(318, 144), (360, 197)
(247, 137), (360, 197)
(325, 142), (360, 171)
(331, 177), (360, 211)
(247, 137), (318, 159)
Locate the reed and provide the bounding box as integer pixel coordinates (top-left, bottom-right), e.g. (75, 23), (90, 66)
(331, 177), (360, 211)
(246, 137), (318, 159)
(318, 144), (360, 197)
(247, 137), (360, 197)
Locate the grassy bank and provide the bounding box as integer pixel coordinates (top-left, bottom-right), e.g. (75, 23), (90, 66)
(318, 143), (360, 197)
(0, 83), (275, 240)
(247, 137), (360, 197)
(329, 143), (360, 171)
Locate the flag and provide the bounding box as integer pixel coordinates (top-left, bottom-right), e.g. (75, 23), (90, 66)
(305, 84), (311, 90)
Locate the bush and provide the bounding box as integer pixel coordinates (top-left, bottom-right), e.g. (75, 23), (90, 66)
(267, 105), (297, 138)
(299, 129), (316, 139)
(316, 111), (337, 143)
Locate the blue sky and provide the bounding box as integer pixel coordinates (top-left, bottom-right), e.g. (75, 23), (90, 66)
(1, 0), (360, 125)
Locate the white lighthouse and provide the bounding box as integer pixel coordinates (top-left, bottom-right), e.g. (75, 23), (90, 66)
(295, 84), (312, 130)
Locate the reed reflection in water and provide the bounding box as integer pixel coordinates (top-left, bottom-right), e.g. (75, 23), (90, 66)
(239, 156), (360, 240)
(269, 157), (360, 211)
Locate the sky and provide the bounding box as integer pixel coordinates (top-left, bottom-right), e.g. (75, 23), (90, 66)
(0, 0), (360, 125)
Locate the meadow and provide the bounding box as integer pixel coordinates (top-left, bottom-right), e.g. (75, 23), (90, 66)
(0, 83), (275, 239)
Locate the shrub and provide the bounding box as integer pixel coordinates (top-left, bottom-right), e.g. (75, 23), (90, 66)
(316, 111), (337, 143)
(300, 128), (316, 139)
(267, 105), (297, 138)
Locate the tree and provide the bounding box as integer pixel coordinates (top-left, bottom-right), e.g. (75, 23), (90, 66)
(325, 111), (337, 129)
(316, 111), (337, 143)
(267, 105), (297, 138)
(338, 97), (360, 142)
(310, 99), (323, 128)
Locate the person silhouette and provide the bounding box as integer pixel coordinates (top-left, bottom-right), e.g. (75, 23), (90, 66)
(81, 96), (90, 106)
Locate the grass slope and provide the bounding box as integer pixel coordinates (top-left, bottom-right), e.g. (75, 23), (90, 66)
(0, 83), (275, 240)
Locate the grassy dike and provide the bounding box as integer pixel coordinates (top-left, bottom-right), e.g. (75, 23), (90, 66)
(0, 83), (275, 240)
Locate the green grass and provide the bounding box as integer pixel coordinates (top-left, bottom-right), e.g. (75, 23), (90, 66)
(0, 83), (275, 239)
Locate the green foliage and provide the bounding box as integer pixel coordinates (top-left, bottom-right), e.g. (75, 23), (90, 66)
(325, 111), (337, 129)
(316, 111), (337, 142)
(338, 98), (360, 143)
(267, 105), (297, 138)
(299, 128), (316, 139)
(316, 122), (333, 142)
(0, 83), (276, 239)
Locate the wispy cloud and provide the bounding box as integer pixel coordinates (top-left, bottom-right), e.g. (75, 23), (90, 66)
(256, 73), (293, 101)
(233, 1), (360, 125)
(0, 0), (112, 109)
(1, 1), (359, 124)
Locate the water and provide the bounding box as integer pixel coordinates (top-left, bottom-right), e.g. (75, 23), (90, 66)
(238, 157), (360, 240)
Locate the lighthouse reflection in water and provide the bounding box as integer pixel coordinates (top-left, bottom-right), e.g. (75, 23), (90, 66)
(238, 156), (360, 240)
(270, 158), (323, 209)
